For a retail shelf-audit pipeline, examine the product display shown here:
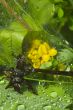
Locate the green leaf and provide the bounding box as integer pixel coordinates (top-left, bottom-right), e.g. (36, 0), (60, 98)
(69, 17), (73, 31)
(40, 62), (52, 69)
(0, 79), (71, 110)
(22, 31), (65, 53)
(57, 49), (73, 64)
(27, 0), (55, 25)
(9, 21), (27, 32)
(0, 22), (27, 67)
(69, 25), (73, 31)
(0, 3), (13, 28)
(58, 8), (64, 18)
(23, 14), (40, 31)
(54, 0), (63, 3)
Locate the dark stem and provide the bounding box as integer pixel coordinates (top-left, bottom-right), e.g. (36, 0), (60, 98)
(30, 68), (73, 76)
(0, 65), (73, 77)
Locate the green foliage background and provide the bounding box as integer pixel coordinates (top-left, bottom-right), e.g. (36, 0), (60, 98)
(0, 0), (73, 110)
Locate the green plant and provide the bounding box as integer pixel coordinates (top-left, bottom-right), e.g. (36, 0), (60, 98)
(0, 0), (73, 110)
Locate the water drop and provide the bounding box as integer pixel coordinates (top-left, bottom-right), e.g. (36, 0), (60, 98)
(59, 98), (62, 101)
(26, 97), (29, 100)
(59, 82), (62, 85)
(0, 106), (3, 110)
(50, 92), (57, 98)
(58, 105), (61, 108)
(64, 95), (66, 98)
(24, 0), (28, 4)
(47, 95), (49, 97)
(41, 97), (44, 100)
(67, 100), (70, 103)
(39, 82), (41, 85)
(44, 105), (52, 110)
(17, 105), (25, 110)
(52, 103), (57, 106)
(0, 80), (5, 84)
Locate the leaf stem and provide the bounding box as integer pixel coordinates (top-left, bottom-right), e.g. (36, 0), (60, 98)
(24, 77), (73, 84)
(0, 0), (32, 31)
(26, 68), (73, 76)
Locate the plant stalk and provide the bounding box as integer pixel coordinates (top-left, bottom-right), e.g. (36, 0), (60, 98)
(0, 0), (32, 31)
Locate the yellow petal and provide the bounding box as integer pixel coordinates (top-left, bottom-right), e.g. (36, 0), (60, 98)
(28, 48), (34, 55)
(32, 55), (39, 61)
(40, 60), (45, 64)
(42, 54), (50, 62)
(32, 50), (38, 56)
(38, 44), (48, 57)
(28, 53), (32, 58)
(33, 62), (40, 68)
(49, 48), (57, 56)
(28, 49), (38, 59)
(43, 42), (50, 50)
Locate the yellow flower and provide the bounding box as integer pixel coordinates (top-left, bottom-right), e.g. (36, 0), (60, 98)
(33, 61), (41, 68)
(28, 48), (34, 56)
(49, 48), (57, 57)
(27, 39), (58, 69)
(28, 49), (38, 59)
(41, 54), (50, 63)
(32, 50), (38, 56)
(32, 55), (40, 61)
(28, 53), (32, 59)
(38, 44), (48, 57)
(43, 42), (50, 50)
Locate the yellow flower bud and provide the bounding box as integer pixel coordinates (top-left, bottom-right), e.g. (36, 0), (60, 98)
(38, 44), (48, 57)
(49, 48), (57, 56)
(43, 42), (50, 50)
(32, 50), (38, 56)
(28, 53), (32, 59)
(28, 48), (34, 55)
(42, 54), (51, 62)
(33, 55), (39, 61)
(33, 62), (40, 68)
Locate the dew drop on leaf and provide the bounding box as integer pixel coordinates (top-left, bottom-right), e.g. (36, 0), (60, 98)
(44, 105), (52, 110)
(52, 103), (57, 106)
(17, 105), (25, 110)
(59, 97), (62, 101)
(50, 92), (57, 98)
(67, 100), (70, 103)
(0, 106), (3, 110)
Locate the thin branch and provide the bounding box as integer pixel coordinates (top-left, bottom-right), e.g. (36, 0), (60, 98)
(0, 0), (32, 31)
(26, 68), (73, 76)
(24, 77), (73, 84)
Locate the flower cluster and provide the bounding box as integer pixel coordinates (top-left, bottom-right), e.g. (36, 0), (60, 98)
(28, 39), (57, 68)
